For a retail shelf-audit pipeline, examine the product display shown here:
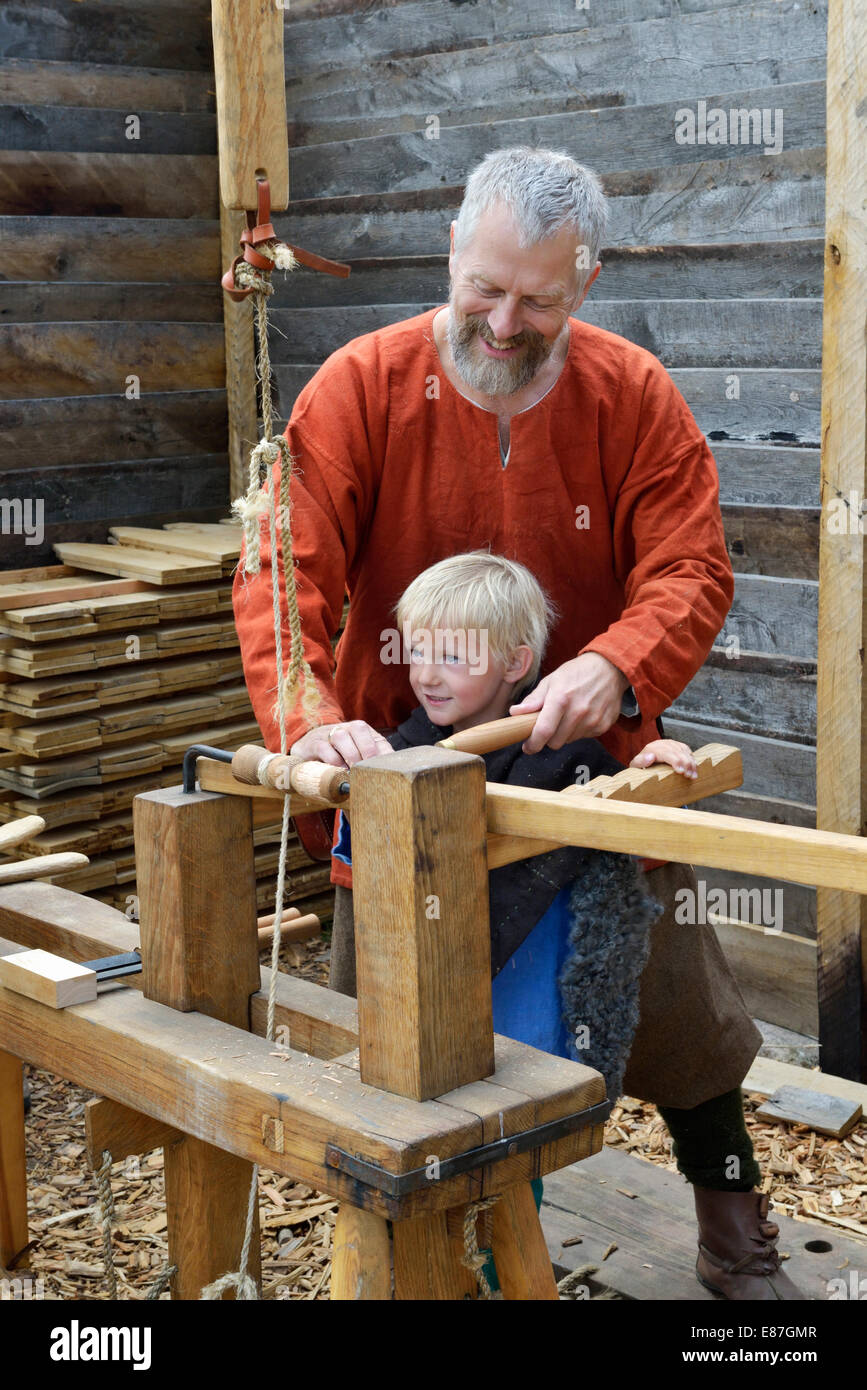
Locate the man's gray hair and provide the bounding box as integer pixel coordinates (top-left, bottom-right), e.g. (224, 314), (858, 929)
(453, 147), (608, 286)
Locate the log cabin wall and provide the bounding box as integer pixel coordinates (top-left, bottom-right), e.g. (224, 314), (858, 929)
(0, 0), (226, 570)
(273, 0), (826, 975)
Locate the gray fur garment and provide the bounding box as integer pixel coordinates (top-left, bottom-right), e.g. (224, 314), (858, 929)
(560, 850), (662, 1101)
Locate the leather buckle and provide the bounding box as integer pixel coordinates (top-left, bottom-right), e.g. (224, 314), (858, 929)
(221, 177), (351, 298)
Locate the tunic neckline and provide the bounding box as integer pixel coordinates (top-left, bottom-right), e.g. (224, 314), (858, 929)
(423, 304), (573, 467)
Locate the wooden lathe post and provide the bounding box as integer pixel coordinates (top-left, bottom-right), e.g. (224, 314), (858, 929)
(0, 1047), (28, 1275)
(339, 746), (558, 1299)
(133, 787), (263, 1299)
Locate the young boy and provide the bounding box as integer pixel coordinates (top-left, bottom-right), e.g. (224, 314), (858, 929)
(331, 550), (696, 1096)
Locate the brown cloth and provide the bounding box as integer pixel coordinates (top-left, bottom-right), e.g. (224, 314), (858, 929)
(328, 859), (762, 1111)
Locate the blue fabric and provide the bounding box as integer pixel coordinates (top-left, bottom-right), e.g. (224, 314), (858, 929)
(491, 884), (573, 1060)
(332, 808), (353, 867)
(336, 808), (576, 1060)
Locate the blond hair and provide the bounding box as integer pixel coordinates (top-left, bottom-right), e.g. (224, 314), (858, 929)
(395, 551), (557, 698)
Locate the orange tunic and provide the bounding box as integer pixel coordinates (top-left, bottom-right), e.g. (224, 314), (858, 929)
(233, 306), (733, 884)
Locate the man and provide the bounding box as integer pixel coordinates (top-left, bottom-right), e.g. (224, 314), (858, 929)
(234, 147), (803, 1300)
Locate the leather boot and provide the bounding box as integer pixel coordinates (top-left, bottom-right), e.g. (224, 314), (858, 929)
(693, 1187), (809, 1300)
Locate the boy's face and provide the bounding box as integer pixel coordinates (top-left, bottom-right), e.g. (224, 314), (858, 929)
(407, 628), (530, 732)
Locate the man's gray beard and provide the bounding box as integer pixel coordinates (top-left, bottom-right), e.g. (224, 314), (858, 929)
(446, 309), (555, 397)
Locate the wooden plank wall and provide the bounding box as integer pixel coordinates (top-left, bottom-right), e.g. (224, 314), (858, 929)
(0, 0), (226, 569)
(273, 0), (826, 956)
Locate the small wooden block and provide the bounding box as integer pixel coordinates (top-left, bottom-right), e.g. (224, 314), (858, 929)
(0, 948), (97, 1009)
(756, 1085), (863, 1138)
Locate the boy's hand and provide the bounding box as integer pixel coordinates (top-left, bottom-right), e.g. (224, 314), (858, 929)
(290, 720), (392, 769)
(630, 739), (697, 778)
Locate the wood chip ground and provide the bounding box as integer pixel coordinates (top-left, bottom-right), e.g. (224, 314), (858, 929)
(11, 933), (866, 1300)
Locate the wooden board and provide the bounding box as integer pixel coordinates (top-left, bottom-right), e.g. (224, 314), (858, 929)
(0, 394), (228, 471)
(712, 916), (818, 1037)
(286, 80), (825, 200)
(742, 1056), (867, 1115)
(0, 323), (224, 398)
(0, 573), (147, 613)
(540, 1146), (866, 1302)
(0, 216), (221, 284)
(755, 1085), (862, 1139)
(0, 58), (215, 113)
(815, 0), (867, 1082)
(109, 525), (240, 565)
(53, 543), (222, 585)
(211, 0), (289, 210)
(269, 299), (823, 370)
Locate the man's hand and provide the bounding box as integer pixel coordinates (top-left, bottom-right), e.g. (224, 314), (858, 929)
(509, 652), (629, 753)
(290, 720), (393, 768)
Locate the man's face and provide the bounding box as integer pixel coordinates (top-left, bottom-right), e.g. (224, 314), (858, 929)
(446, 202), (595, 397)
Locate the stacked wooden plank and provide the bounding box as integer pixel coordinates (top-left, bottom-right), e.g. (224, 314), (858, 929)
(0, 524), (338, 921)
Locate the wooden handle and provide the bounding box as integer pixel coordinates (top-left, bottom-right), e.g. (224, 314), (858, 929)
(231, 745), (350, 803)
(0, 853), (89, 886)
(0, 815), (46, 853)
(257, 912), (321, 947)
(437, 713), (538, 755)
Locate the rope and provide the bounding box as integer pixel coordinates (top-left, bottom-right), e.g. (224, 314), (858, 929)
(96, 1151), (118, 1301)
(231, 255), (321, 730)
(96, 1150), (177, 1301)
(203, 216), (316, 1301)
(460, 1196), (501, 1300)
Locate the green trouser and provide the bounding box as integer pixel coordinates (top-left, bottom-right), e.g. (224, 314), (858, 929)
(658, 1085), (761, 1192)
(480, 1088), (759, 1290)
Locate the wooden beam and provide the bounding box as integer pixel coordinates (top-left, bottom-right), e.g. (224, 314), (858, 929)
(393, 1211), (478, 1299)
(490, 1182), (559, 1301)
(815, 0), (867, 1081)
(330, 1205), (391, 1300)
(134, 786), (263, 1298)
(251, 968), (358, 1060)
(0, 888), (356, 1057)
(351, 747), (494, 1101)
(488, 742), (743, 868)
(211, 0), (289, 211)
(0, 1049), (28, 1271)
(0, 983), (604, 1220)
(85, 1097), (181, 1170)
(0, 883), (141, 968)
(220, 205), (259, 502)
(485, 786), (867, 895)
(134, 788), (260, 1027)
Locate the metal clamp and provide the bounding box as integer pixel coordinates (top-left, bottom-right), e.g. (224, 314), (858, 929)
(324, 1098), (612, 1199)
